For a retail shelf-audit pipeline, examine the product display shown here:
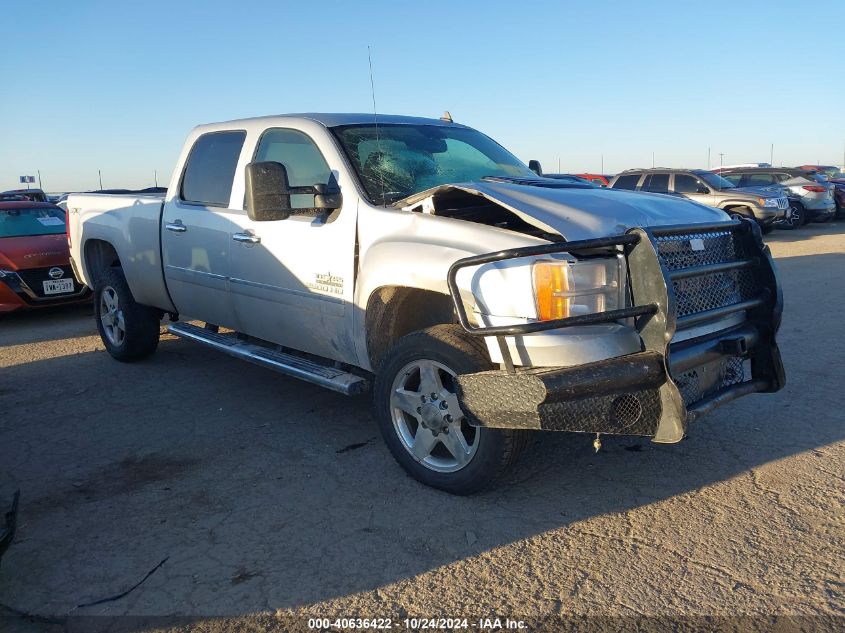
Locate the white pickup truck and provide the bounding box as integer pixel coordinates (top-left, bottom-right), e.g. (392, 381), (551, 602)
(67, 113), (785, 494)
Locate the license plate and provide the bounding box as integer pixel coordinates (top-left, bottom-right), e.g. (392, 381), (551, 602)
(43, 278), (74, 294)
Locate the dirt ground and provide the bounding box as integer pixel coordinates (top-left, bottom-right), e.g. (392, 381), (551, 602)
(0, 222), (843, 632)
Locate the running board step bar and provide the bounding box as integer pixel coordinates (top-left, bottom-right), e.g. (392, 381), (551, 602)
(167, 322), (370, 396)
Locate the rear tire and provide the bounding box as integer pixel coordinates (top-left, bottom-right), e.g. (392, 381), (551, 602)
(94, 267), (160, 362)
(374, 324), (531, 495)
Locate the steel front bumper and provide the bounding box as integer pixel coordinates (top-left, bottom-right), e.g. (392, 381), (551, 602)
(447, 220), (785, 443)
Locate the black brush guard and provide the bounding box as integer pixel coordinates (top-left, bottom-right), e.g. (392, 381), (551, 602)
(446, 219), (785, 442)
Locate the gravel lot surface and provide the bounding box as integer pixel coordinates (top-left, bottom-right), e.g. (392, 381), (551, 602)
(0, 222), (843, 632)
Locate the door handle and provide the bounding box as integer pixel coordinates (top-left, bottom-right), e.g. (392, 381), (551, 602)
(165, 222), (187, 233)
(233, 232), (261, 244)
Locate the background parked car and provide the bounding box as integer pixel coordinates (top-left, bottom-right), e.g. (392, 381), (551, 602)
(575, 173), (611, 186)
(608, 168), (788, 233)
(714, 167), (835, 228)
(0, 189), (49, 203)
(543, 173), (596, 185)
(830, 177), (845, 218)
(0, 201), (91, 313)
(798, 165), (841, 179)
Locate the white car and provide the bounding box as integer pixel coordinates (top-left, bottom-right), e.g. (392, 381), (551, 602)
(66, 113), (786, 494)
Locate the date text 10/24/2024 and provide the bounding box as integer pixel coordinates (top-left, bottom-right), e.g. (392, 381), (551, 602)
(307, 618), (528, 630)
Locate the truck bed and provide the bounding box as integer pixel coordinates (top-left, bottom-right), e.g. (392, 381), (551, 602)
(67, 192), (174, 311)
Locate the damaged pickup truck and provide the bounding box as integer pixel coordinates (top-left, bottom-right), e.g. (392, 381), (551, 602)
(67, 114), (785, 494)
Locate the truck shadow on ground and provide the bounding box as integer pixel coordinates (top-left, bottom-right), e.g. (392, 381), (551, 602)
(0, 252), (842, 623)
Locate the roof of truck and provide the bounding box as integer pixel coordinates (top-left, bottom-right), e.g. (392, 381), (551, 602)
(204, 113), (471, 129)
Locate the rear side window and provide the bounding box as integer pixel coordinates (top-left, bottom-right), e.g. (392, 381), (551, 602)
(745, 173), (776, 186)
(180, 131), (246, 207)
(643, 173), (670, 193)
(612, 174), (640, 190)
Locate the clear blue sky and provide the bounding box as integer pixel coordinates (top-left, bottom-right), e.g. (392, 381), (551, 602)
(2, 0), (843, 192)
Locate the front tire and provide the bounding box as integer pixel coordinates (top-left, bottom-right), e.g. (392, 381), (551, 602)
(94, 267), (160, 362)
(374, 324), (530, 495)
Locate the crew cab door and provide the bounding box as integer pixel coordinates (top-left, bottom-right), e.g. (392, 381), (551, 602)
(228, 127), (359, 365)
(162, 130), (245, 330)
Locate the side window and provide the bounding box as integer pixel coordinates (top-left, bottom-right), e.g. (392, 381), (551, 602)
(644, 173), (669, 193)
(612, 174), (641, 190)
(255, 128), (332, 209)
(180, 131), (246, 207)
(721, 174), (742, 186)
(675, 174), (702, 193)
(745, 173), (776, 186)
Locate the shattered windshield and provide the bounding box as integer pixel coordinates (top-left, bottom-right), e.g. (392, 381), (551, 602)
(332, 124), (536, 205)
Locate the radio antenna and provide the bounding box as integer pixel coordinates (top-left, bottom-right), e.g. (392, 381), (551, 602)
(368, 45), (386, 204)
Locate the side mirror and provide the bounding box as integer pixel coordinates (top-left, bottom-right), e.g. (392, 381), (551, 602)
(313, 173), (343, 211)
(528, 160), (543, 176)
(245, 161), (343, 222)
(245, 161), (292, 221)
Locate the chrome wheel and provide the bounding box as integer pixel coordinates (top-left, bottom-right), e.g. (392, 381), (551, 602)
(99, 286), (126, 347)
(390, 359), (479, 473)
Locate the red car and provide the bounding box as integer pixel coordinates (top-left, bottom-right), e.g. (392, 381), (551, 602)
(0, 201), (90, 313)
(575, 173), (611, 187)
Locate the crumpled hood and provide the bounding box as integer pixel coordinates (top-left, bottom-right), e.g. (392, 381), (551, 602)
(401, 181), (729, 241)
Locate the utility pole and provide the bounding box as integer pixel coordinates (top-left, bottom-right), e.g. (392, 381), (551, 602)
(770, 143), (774, 166)
(98, 170), (103, 190)
(558, 157), (561, 173)
(154, 170), (158, 187)
(601, 154), (604, 173)
(37, 170), (43, 190)
(707, 147), (711, 170)
(719, 153), (725, 172)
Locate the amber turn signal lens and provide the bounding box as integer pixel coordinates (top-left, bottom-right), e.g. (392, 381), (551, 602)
(534, 262), (570, 321)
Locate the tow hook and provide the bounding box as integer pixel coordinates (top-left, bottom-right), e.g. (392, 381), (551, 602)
(593, 434), (603, 453)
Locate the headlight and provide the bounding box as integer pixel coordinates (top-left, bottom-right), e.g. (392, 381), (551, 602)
(759, 197), (779, 208)
(532, 257), (623, 321)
